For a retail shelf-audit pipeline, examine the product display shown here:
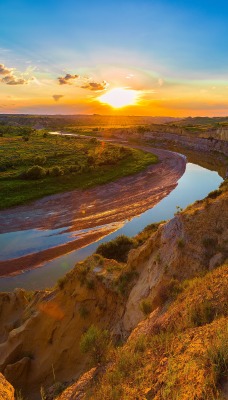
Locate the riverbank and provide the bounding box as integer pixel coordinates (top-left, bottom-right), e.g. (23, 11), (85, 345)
(0, 133), (157, 209)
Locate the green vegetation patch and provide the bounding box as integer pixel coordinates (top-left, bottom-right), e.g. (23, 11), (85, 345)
(96, 223), (163, 264)
(0, 131), (158, 209)
(96, 235), (135, 263)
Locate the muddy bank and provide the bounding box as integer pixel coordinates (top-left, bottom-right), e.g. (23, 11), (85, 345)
(0, 147), (186, 276)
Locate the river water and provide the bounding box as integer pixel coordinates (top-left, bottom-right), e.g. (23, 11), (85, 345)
(0, 159), (223, 292)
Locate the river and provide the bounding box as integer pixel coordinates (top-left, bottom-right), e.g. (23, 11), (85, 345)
(0, 158), (223, 292)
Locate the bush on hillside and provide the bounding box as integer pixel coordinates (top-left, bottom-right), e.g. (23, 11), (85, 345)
(34, 155), (46, 165)
(96, 235), (135, 262)
(49, 166), (64, 177)
(80, 325), (111, 364)
(25, 165), (46, 179)
(140, 299), (153, 315)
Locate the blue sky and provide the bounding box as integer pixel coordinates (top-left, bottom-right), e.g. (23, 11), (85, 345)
(0, 0), (228, 115)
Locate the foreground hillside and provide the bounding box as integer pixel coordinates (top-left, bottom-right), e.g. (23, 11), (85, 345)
(59, 264), (227, 400)
(0, 180), (227, 399)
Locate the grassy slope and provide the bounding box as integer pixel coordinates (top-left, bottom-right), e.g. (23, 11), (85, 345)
(0, 133), (157, 209)
(85, 264), (228, 400)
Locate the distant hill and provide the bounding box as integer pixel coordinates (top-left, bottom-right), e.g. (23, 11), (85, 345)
(171, 116), (228, 127)
(0, 114), (180, 129)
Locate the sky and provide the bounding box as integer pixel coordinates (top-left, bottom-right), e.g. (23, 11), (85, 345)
(0, 0), (228, 116)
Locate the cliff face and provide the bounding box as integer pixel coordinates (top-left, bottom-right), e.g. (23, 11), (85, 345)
(0, 289), (29, 344)
(215, 127), (228, 141)
(121, 182), (228, 333)
(144, 131), (228, 157)
(0, 258), (124, 399)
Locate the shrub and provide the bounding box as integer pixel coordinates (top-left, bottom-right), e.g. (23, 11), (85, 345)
(79, 305), (90, 319)
(140, 299), (152, 315)
(57, 276), (67, 290)
(49, 166), (64, 177)
(93, 253), (104, 265)
(68, 164), (80, 173)
(116, 350), (140, 377)
(25, 165), (46, 179)
(207, 189), (222, 199)
(80, 325), (111, 364)
(86, 278), (95, 290)
(76, 263), (90, 285)
(175, 205), (183, 214)
(153, 278), (182, 308)
(187, 300), (216, 327)
(96, 235), (134, 262)
(207, 332), (228, 384)
(117, 269), (138, 295)
(133, 334), (148, 353)
(135, 222), (163, 246)
(34, 155), (46, 165)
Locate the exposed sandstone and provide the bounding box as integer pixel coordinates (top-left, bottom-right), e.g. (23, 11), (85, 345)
(0, 289), (29, 344)
(0, 261), (124, 398)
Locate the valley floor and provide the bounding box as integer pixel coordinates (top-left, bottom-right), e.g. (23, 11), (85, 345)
(0, 147), (185, 277)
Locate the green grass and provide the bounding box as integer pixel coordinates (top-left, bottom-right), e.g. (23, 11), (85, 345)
(0, 132), (158, 209)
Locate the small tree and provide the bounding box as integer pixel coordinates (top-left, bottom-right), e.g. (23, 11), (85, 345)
(80, 325), (111, 364)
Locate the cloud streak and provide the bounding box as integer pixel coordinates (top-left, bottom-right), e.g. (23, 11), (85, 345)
(57, 72), (108, 91)
(0, 64), (13, 75)
(1, 75), (28, 85)
(58, 73), (79, 85)
(81, 80), (108, 91)
(0, 63), (34, 85)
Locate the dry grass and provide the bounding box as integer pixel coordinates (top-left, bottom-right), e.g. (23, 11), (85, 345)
(82, 264), (228, 400)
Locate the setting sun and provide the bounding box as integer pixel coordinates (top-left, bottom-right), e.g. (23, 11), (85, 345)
(98, 88), (138, 108)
